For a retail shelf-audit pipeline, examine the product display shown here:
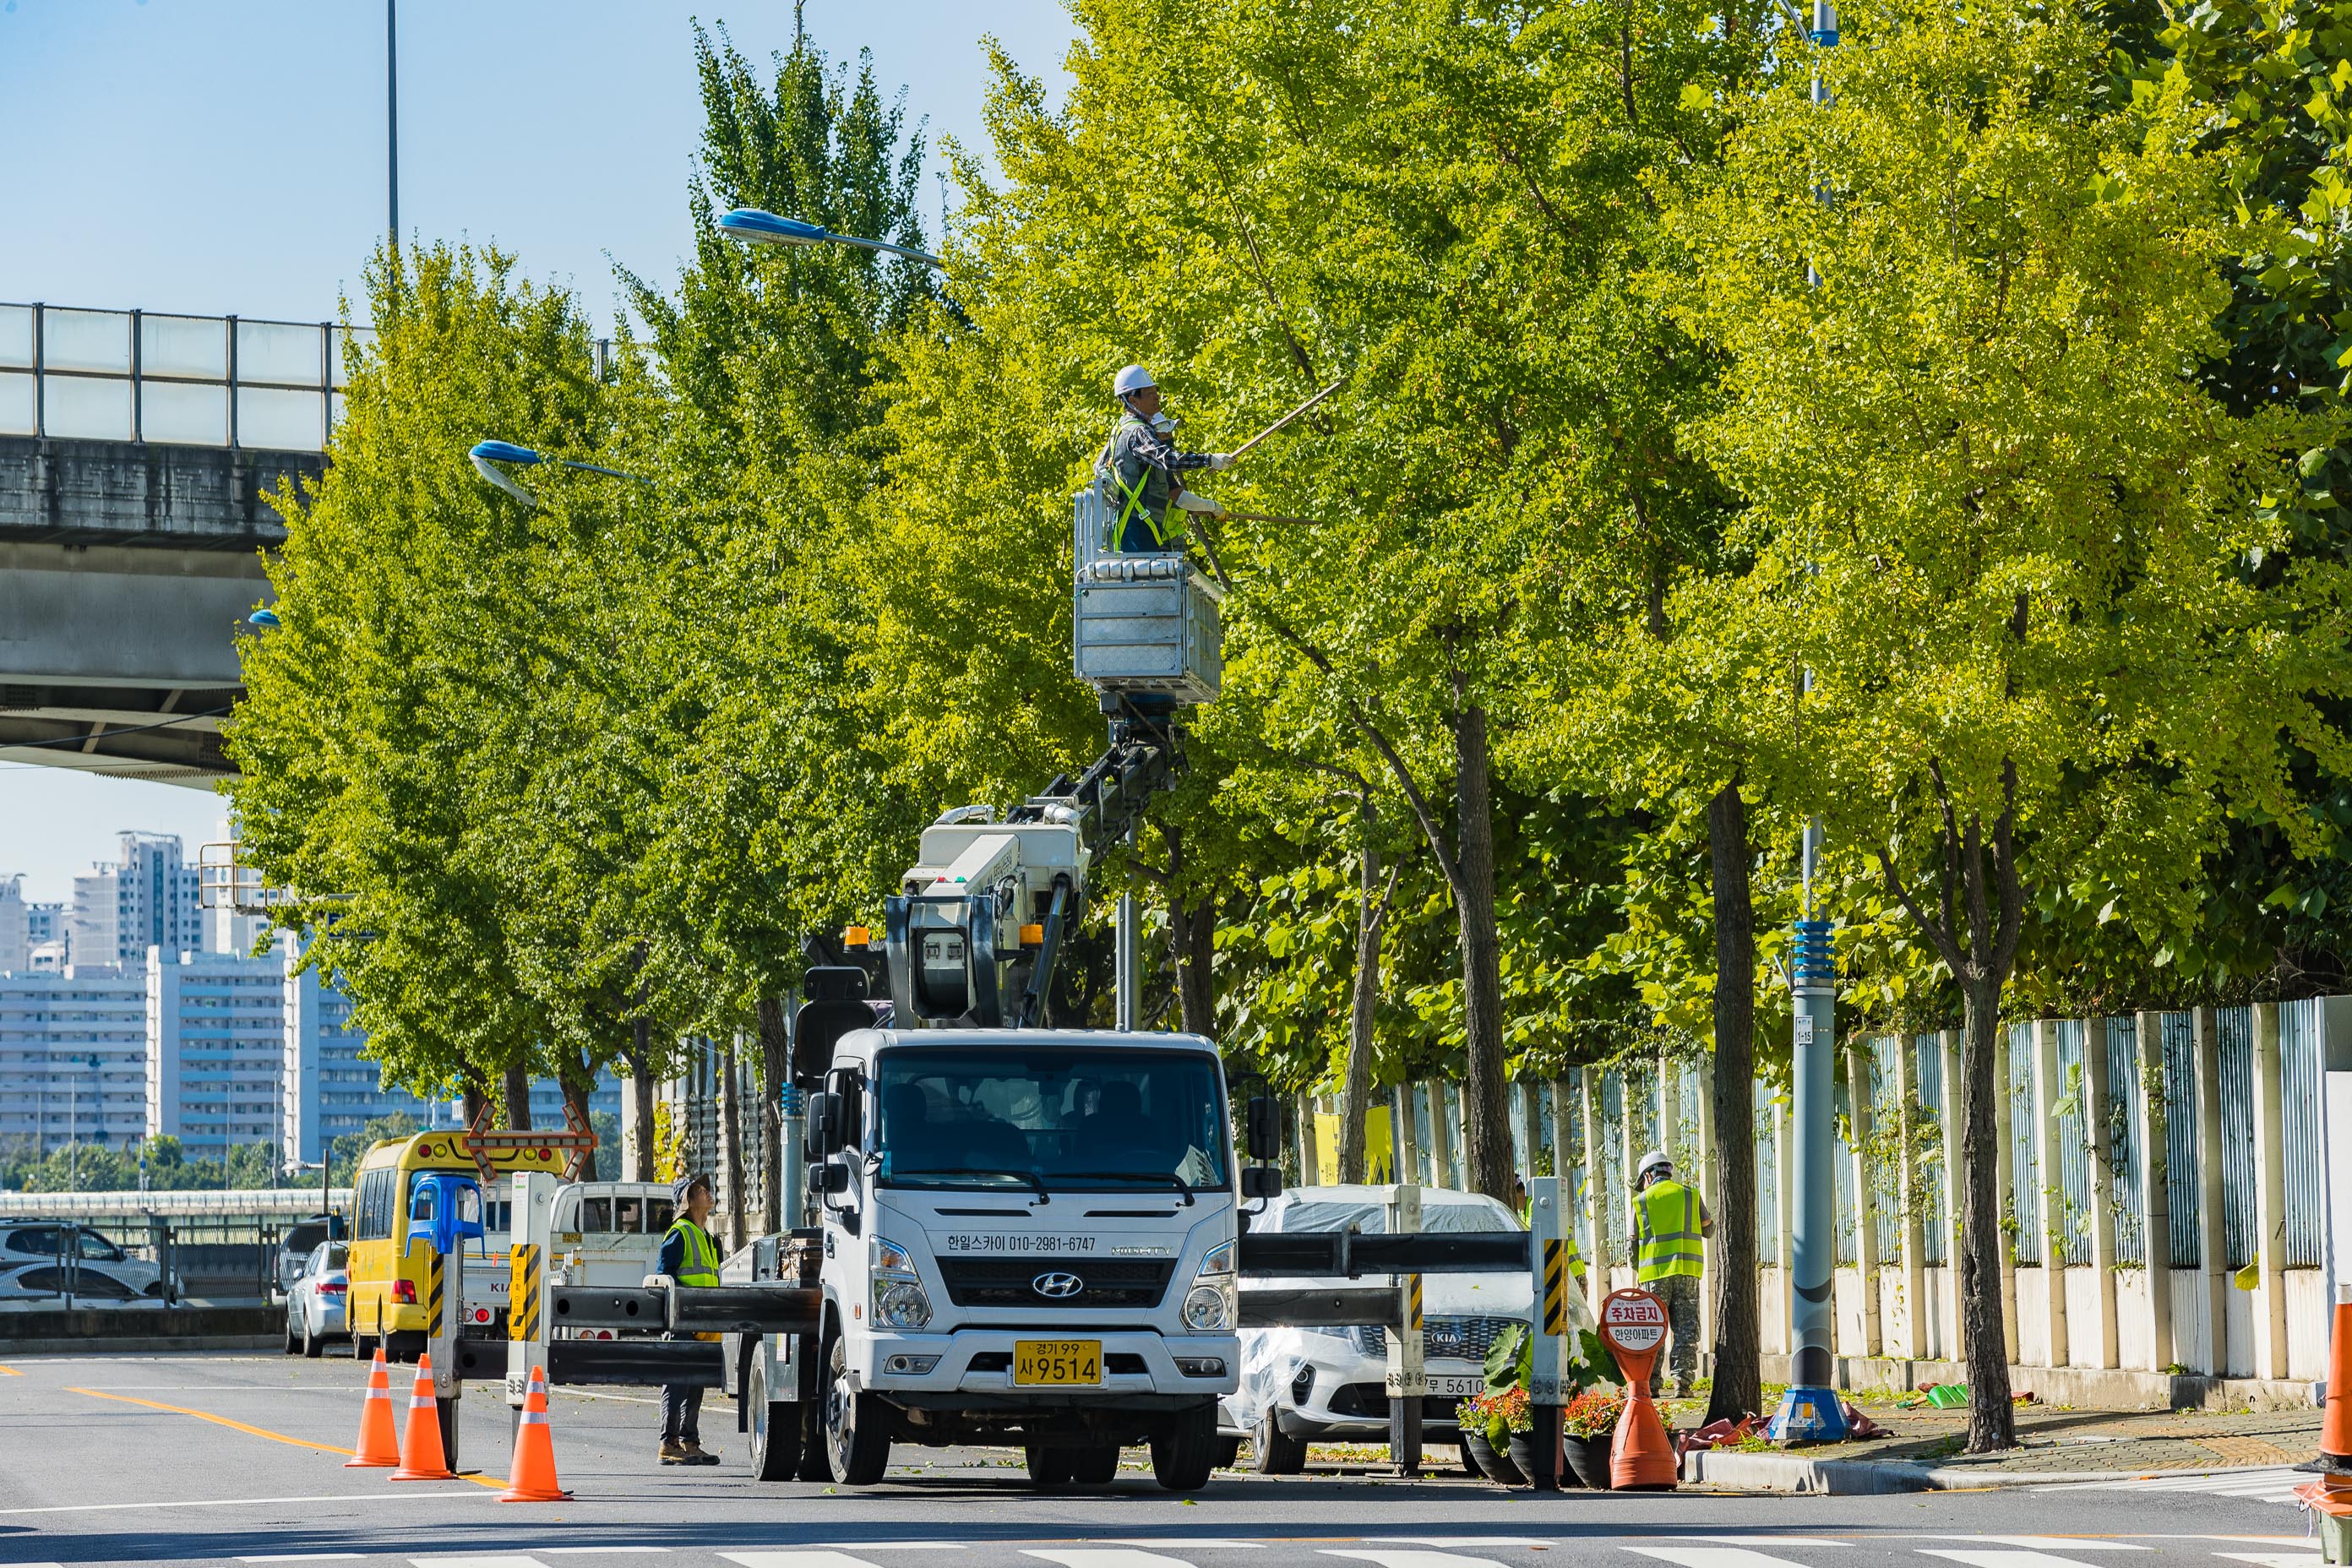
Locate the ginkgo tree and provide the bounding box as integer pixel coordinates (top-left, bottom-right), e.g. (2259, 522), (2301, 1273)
(1669, 0), (2352, 1450)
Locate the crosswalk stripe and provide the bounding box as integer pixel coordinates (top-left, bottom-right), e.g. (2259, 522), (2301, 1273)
(716, 1555), (895, 1568)
(2213, 1554), (2322, 1567)
(1918, 1543), (2148, 1553)
(1623, 1548), (1820, 1568)
(1319, 1552), (1514, 1568)
(1025, 1553), (1200, 1568)
(1923, 1550), (2137, 1568)
(409, 1559), (553, 1568)
(1663, 1541), (1848, 1549)
(1090, 1544), (1261, 1552)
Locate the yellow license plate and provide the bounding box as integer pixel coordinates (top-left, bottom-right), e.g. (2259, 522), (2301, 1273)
(1013, 1339), (1102, 1386)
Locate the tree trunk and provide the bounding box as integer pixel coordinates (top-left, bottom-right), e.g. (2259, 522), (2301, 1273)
(1164, 824), (1218, 1038)
(558, 1052), (599, 1182)
(1704, 778), (1762, 1426)
(1957, 974), (2017, 1449)
(1452, 701), (1515, 1203)
(504, 1063), (532, 1130)
(460, 1078), (488, 1132)
(626, 1019), (656, 1182)
(717, 1036), (748, 1251)
(756, 997), (788, 1234)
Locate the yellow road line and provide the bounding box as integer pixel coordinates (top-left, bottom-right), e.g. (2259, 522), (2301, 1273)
(0, 1364), (19, 1375)
(64, 1387), (504, 1489)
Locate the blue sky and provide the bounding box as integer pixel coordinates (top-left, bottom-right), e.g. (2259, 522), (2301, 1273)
(0, 0), (1078, 904)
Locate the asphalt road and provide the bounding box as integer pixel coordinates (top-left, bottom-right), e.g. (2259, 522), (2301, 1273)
(0, 1353), (2322, 1568)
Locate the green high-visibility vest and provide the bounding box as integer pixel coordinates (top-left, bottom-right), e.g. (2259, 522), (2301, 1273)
(664, 1217), (721, 1288)
(1101, 414), (1181, 551)
(1633, 1179), (1705, 1282)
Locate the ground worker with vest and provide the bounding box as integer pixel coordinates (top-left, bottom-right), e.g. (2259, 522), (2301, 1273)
(1096, 365), (1233, 553)
(656, 1173), (723, 1466)
(1631, 1148), (1711, 1399)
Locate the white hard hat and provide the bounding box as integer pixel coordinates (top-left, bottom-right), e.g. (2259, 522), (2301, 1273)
(1113, 363), (1157, 397)
(1636, 1148), (1671, 1183)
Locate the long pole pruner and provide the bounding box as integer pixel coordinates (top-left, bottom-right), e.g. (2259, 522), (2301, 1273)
(1228, 378), (1344, 463)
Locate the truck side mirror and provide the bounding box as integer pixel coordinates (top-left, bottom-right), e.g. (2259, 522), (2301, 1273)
(814, 1162), (852, 1195)
(807, 1092), (844, 1157)
(1241, 1166), (1283, 1200)
(1244, 1095), (1278, 1162)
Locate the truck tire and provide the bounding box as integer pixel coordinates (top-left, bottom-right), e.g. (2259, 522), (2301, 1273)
(747, 1354), (801, 1483)
(796, 1397), (832, 1484)
(1251, 1407), (1306, 1475)
(1070, 1444), (1121, 1485)
(1212, 1435), (1242, 1471)
(1025, 1446), (1074, 1487)
(1151, 1405), (1218, 1492)
(822, 1331), (890, 1486)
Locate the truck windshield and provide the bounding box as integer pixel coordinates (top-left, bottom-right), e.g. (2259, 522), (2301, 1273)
(874, 1046), (1228, 1194)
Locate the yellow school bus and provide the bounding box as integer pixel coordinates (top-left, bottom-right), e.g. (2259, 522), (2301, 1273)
(345, 1130), (572, 1360)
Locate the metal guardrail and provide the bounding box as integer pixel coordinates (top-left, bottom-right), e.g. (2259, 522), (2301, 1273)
(0, 302), (617, 456)
(0, 302), (367, 453)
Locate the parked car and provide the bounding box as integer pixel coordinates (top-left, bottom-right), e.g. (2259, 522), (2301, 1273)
(282, 1240), (348, 1357)
(1219, 1184), (1588, 1473)
(272, 1217), (343, 1300)
(0, 1259), (166, 1304)
(0, 1222), (172, 1298)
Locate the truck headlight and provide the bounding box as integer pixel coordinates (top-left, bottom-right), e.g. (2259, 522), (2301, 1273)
(1184, 1239), (1236, 1332)
(876, 1280), (933, 1329)
(871, 1237), (931, 1328)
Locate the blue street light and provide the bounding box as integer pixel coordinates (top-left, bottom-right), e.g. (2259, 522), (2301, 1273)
(717, 206), (945, 270)
(468, 440), (647, 509)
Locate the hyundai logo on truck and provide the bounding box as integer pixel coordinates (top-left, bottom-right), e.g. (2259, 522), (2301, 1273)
(1032, 1271), (1084, 1299)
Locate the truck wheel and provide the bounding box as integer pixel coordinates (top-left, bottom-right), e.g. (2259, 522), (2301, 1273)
(1212, 1436), (1242, 1471)
(822, 1331), (890, 1486)
(1024, 1446), (1074, 1487)
(747, 1356), (801, 1483)
(1151, 1405), (1218, 1492)
(796, 1396), (832, 1484)
(1070, 1444), (1121, 1485)
(1251, 1408), (1306, 1475)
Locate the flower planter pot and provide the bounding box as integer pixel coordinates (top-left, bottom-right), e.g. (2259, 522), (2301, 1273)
(1562, 1432), (1615, 1490)
(1463, 1429), (1523, 1486)
(1507, 1430), (1559, 1491)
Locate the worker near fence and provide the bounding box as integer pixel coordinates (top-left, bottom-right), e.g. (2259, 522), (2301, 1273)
(1631, 1148), (1711, 1400)
(656, 1173), (723, 1466)
(1097, 365), (1233, 553)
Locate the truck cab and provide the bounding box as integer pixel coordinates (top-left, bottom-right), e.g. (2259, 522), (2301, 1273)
(806, 1026), (1243, 1490)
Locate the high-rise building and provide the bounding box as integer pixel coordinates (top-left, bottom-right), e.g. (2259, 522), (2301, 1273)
(0, 876), (26, 976)
(72, 833), (203, 975)
(147, 945), (285, 1157)
(280, 936), (439, 1165)
(0, 967), (149, 1154)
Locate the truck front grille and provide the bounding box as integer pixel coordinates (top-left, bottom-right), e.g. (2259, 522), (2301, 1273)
(1349, 1315), (1519, 1361)
(936, 1257), (1176, 1309)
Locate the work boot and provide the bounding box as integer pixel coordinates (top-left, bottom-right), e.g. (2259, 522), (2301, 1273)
(680, 1439), (721, 1466)
(658, 1439), (692, 1465)
(1674, 1380), (1695, 1400)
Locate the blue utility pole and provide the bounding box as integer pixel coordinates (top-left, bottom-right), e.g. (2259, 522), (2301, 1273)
(1767, 0), (1851, 1446)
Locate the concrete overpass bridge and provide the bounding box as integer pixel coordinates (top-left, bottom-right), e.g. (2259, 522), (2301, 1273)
(0, 302), (354, 786)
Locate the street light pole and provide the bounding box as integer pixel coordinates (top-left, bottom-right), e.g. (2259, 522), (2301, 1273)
(1767, 0), (1850, 1446)
(386, 0), (400, 251)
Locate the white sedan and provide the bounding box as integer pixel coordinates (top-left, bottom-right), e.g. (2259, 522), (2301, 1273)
(282, 1240), (348, 1357)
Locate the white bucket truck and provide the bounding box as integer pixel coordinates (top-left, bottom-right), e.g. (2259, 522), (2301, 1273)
(803, 1024), (1265, 1490)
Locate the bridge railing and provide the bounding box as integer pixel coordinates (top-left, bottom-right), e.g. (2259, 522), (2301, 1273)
(0, 302), (375, 453)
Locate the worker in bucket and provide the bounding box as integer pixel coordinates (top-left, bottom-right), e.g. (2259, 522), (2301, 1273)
(1097, 365), (1233, 553)
(656, 1173), (724, 1466)
(1631, 1148), (1711, 1401)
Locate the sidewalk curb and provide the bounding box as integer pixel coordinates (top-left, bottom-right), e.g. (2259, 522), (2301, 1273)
(1680, 1449), (2303, 1495)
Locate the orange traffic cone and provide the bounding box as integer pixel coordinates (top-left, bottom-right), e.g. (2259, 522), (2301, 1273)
(389, 1353), (455, 1481)
(2300, 1283), (2352, 1478)
(498, 1364), (572, 1502)
(344, 1348), (401, 1467)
